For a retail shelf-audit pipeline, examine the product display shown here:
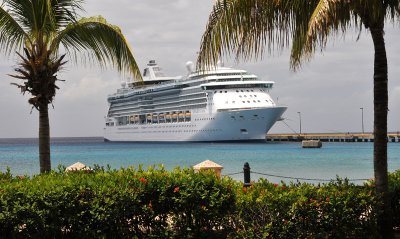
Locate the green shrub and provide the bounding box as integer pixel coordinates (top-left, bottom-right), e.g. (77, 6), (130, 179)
(231, 179), (379, 238)
(0, 166), (236, 238)
(0, 168), (12, 182)
(1, 167), (399, 238)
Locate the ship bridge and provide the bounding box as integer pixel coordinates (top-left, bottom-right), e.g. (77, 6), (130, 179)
(141, 60), (182, 85)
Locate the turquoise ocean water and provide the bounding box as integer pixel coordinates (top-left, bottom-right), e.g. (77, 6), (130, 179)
(1, 137), (399, 183)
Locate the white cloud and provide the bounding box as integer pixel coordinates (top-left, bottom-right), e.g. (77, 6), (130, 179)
(58, 74), (117, 103)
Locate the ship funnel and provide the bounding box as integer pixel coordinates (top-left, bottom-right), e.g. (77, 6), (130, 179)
(186, 61), (194, 73)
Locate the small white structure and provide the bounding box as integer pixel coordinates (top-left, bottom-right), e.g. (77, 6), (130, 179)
(65, 162), (91, 172)
(302, 140), (322, 148)
(193, 160), (223, 177)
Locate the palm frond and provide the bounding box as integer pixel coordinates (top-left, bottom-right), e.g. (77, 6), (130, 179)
(291, 0), (354, 69)
(198, 0), (285, 70)
(52, 16), (142, 81)
(0, 3), (28, 55)
(3, 0), (37, 33)
(3, 0), (83, 42)
(49, 0), (83, 28)
(197, 0), (235, 70)
(196, 0), (322, 70)
(198, 0), (400, 71)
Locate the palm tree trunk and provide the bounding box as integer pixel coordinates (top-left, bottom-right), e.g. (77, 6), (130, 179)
(370, 26), (392, 238)
(39, 102), (51, 173)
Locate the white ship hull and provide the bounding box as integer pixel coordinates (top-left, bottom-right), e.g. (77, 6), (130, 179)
(104, 60), (287, 142)
(104, 107), (286, 142)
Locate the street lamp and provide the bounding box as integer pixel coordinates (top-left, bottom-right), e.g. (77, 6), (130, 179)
(297, 111), (302, 135)
(360, 107), (364, 134)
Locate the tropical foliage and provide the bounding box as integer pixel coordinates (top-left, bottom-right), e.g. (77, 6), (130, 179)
(0, 166), (236, 238)
(197, 0), (400, 236)
(1, 167), (400, 238)
(0, 0), (141, 173)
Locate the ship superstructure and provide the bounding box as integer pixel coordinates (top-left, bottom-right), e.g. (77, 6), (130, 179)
(104, 60), (286, 142)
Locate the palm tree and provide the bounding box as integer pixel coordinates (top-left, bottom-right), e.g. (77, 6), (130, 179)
(0, 0), (141, 174)
(197, 0), (399, 237)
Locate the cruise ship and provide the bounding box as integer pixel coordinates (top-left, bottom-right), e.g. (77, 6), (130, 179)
(104, 60), (287, 142)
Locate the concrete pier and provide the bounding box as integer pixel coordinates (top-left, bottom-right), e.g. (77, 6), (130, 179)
(266, 133), (400, 142)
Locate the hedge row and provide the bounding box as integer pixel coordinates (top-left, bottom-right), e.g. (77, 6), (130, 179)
(1, 166), (399, 238)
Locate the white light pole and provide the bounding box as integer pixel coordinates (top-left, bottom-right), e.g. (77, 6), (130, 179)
(297, 111), (302, 135)
(360, 107), (364, 134)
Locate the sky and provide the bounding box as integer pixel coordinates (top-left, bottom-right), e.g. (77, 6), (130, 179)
(0, 0), (399, 138)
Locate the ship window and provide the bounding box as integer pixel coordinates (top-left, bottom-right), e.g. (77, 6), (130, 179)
(239, 95), (242, 98)
(153, 67), (165, 77)
(143, 68), (149, 76)
(251, 90), (254, 92)
(220, 91), (222, 93)
(254, 95), (257, 97)
(225, 91), (227, 93)
(242, 101), (245, 103)
(232, 101), (235, 103)
(241, 90), (244, 92)
(244, 95), (247, 98)
(247, 101), (250, 103)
